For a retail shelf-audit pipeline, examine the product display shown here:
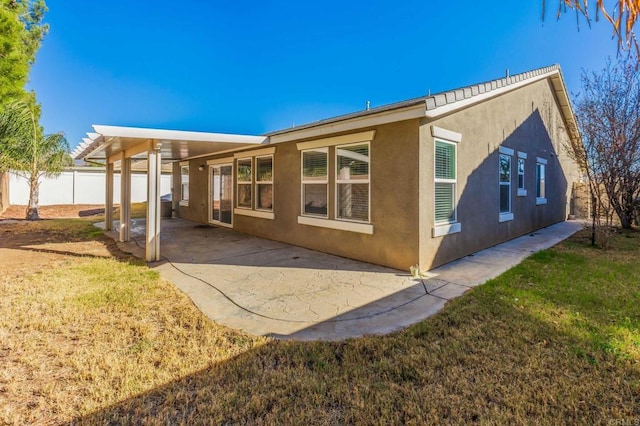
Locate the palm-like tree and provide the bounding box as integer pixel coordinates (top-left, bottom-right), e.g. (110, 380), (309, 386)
(0, 100), (69, 220)
(552, 1), (639, 55)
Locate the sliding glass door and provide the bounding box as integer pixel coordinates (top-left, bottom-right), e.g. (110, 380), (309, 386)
(210, 163), (233, 227)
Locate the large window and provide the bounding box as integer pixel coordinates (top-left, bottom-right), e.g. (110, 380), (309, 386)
(434, 140), (456, 224)
(296, 130), (375, 235)
(499, 154), (511, 214)
(302, 148), (328, 217)
(256, 156), (273, 211)
(536, 157), (547, 205)
(180, 163), (189, 206)
(336, 143), (370, 222)
(237, 158), (252, 209)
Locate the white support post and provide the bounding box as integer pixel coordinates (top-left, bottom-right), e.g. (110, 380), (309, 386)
(146, 141), (162, 261)
(105, 162), (114, 231)
(119, 154), (131, 242)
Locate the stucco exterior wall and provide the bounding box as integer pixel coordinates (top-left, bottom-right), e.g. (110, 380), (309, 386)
(175, 119), (421, 269)
(418, 78), (581, 268)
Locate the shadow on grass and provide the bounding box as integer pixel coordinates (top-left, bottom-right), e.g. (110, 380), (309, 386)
(79, 207), (110, 217)
(0, 217), (144, 265)
(71, 283), (640, 424)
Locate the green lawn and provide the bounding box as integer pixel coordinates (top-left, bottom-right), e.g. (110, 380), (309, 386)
(0, 219), (638, 424)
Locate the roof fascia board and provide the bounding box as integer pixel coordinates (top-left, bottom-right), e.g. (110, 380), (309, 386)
(425, 70), (560, 118)
(173, 143), (271, 163)
(92, 124), (267, 145)
(269, 104), (425, 144)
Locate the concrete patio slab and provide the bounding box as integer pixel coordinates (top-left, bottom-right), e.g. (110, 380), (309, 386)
(97, 219), (584, 341)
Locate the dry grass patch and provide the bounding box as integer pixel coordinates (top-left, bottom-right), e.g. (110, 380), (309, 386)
(0, 218), (266, 425)
(0, 217), (638, 424)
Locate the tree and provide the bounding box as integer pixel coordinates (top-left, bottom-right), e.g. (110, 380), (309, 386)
(569, 56), (640, 231)
(546, 1), (640, 55)
(0, 101), (69, 220)
(0, 0), (49, 106)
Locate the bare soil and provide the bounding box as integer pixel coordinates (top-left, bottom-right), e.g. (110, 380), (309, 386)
(0, 204), (106, 220)
(0, 205), (113, 278)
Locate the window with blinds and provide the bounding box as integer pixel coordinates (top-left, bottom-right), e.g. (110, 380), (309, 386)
(499, 154), (511, 214)
(180, 165), (189, 203)
(302, 148), (328, 217)
(336, 143), (369, 222)
(256, 156), (273, 211)
(237, 158), (252, 209)
(434, 140), (456, 224)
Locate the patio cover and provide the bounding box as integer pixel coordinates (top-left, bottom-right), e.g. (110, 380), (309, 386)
(72, 125), (267, 262)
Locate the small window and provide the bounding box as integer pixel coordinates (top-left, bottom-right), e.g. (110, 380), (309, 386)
(302, 148), (328, 217)
(180, 164), (189, 206)
(517, 153), (527, 197)
(256, 156), (273, 211)
(237, 158), (252, 209)
(518, 158), (525, 190)
(336, 143), (370, 222)
(536, 158), (547, 204)
(434, 140), (456, 224)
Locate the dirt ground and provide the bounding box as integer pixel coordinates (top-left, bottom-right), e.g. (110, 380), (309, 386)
(0, 204), (106, 220)
(0, 205), (114, 278)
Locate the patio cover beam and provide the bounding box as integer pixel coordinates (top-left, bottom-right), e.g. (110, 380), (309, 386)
(105, 162), (114, 231)
(146, 141), (161, 261)
(119, 152), (131, 242)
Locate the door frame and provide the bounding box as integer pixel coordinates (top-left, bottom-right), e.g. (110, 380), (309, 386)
(207, 159), (234, 228)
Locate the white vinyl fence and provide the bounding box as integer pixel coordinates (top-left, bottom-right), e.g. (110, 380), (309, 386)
(9, 168), (172, 205)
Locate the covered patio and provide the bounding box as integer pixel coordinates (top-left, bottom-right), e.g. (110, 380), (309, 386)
(72, 125), (267, 261)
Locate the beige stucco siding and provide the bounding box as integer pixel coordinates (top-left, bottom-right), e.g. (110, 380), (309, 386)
(175, 119), (421, 270)
(419, 78), (581, 268)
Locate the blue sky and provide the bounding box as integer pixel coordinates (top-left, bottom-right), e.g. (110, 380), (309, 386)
(29, 1), (621, 150)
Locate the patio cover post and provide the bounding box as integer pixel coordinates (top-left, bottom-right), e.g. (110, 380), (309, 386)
(105, 162), (114, 231)
(145, 141), (162, 261)
(119, 153), (131, 242)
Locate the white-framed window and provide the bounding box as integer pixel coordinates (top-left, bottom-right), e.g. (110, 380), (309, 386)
(295, 131), (376, 235)
(236, 158), (252, 209)
(301, 148), (328, 217)
(233, 147), (276, 220)
(498, 147), (514, 222)
(536, 157), (547, 205)
(434, 139), (457, 225)
(336, 142), (370, 223)
(517, 151), (527, 197)
(179, 162), (189, 206)
(256, 155), (273, 211)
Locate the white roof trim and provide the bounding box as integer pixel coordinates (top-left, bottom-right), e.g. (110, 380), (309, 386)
(426, 69), (560, 118)
(92, 125), (267, 144)
(270, 105), (423, 145)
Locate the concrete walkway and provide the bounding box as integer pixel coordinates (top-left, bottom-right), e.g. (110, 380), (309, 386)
(99, 219), (583, 341)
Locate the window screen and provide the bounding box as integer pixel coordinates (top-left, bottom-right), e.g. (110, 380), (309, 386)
(434, 140), (456, 225)
(180, 165), (189, 202)
(499, 154), (511, 214)
(256, 156), (273, 211)
(237, 158), (252, 208)
(336, 144), (369, 222)
(302, 149), (328, 217)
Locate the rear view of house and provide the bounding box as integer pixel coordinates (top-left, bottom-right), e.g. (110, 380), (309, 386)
(73, 65), (582, 270)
